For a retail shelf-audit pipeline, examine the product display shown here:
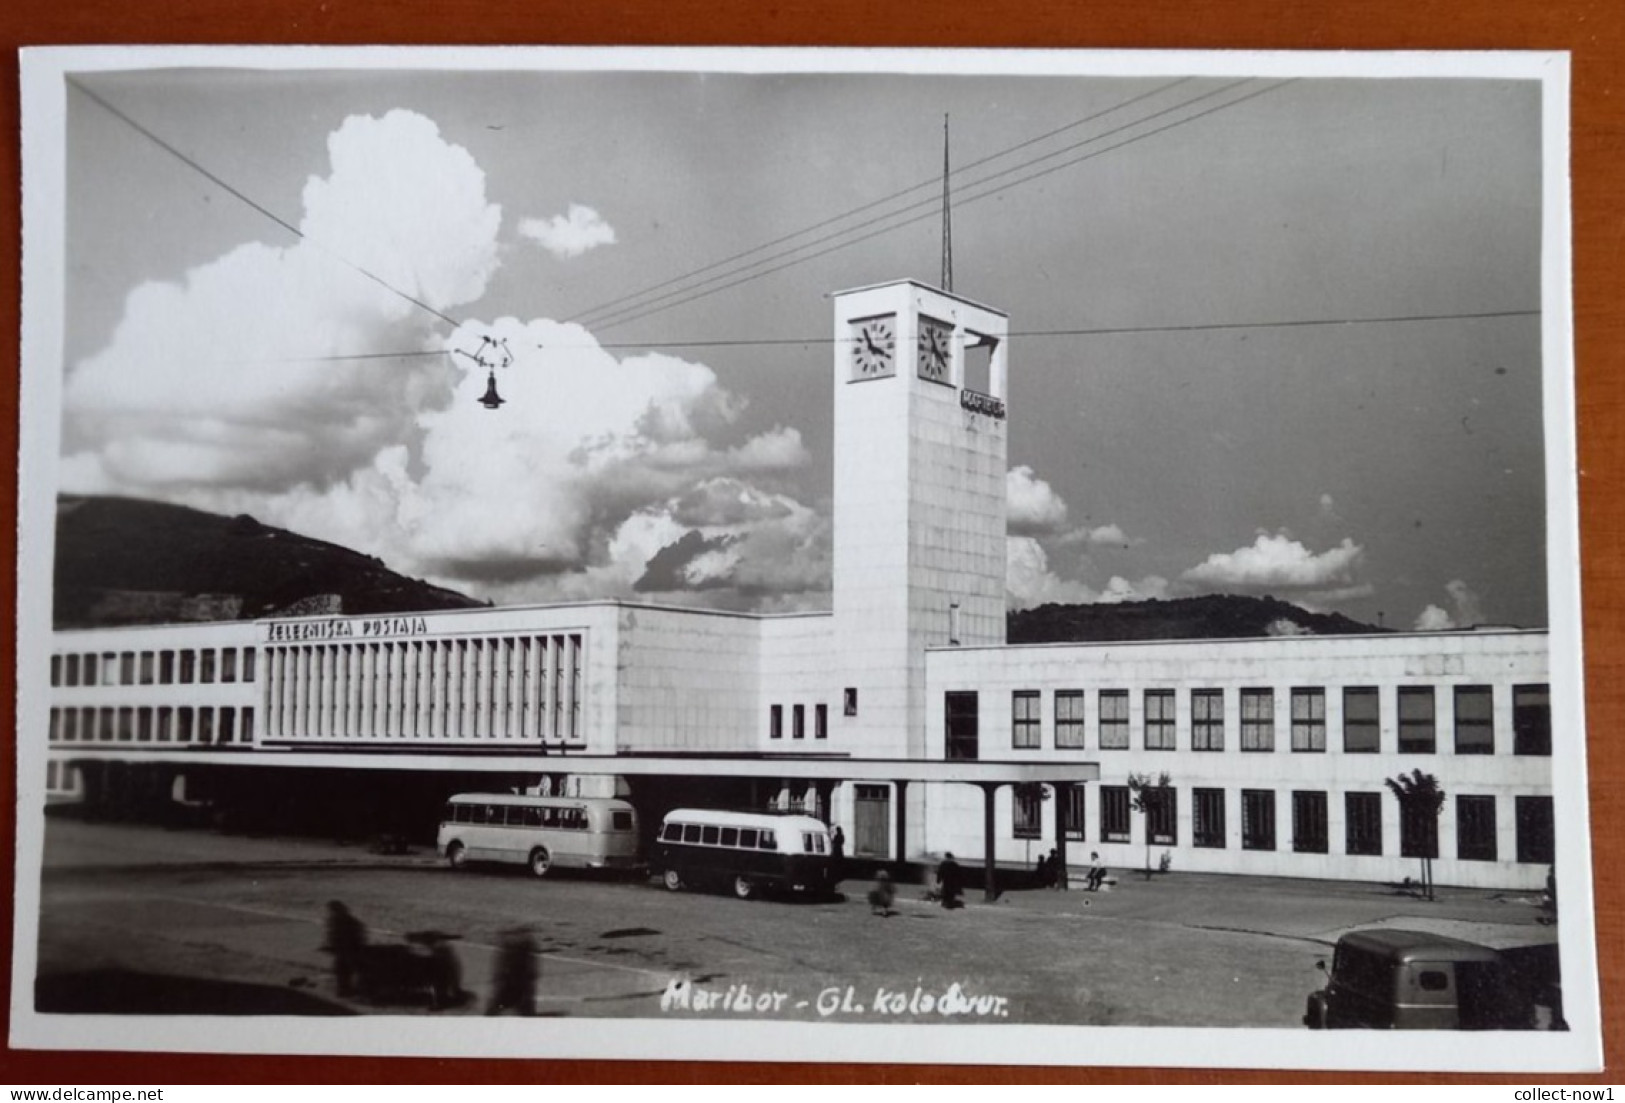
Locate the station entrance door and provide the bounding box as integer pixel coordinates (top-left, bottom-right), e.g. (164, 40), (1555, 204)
(853, 784), (890, 857)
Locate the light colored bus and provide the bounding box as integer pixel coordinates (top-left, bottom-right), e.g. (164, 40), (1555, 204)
(653, 808), (841, 900)
(437, 793), (641, 877)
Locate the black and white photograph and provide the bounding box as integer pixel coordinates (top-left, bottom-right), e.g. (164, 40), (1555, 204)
(11, 46), (1598, 1070)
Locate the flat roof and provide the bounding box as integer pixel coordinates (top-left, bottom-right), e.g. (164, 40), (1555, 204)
(49, 748), (1099, 784)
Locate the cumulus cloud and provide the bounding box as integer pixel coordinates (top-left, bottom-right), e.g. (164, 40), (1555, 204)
(518, 203), (617, 259)
(1183, 532), (1364, 591)
(1445, 579), (1485, 627)
(1058, 522), (1142, 549)
(1005, 537), (1168, 611)
(1006, 465), (1070, 535)
(1415, 604), (1456, 631)
(1414, 580), (1485, 630)
(1266, 617), (1313, 637)
(61, 111), (824, 610)
(63, 110), (502, 496)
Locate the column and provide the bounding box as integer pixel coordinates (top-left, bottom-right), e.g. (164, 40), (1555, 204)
(893, 779), (910, 874)
(980, 783), (999, 902)
(1052, 782), (1071, 890)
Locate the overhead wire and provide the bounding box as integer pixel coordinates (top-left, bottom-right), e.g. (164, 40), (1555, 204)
(68, 77), (466, 333)
(584, 80), (1293, 335)
(578, 78), (1262, 332)
(562, 76), (1198, 324)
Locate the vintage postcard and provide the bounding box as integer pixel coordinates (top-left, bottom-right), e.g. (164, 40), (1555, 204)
(11, 46), (1598, 1071)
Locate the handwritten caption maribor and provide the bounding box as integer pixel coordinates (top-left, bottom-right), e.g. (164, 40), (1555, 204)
(660, 978), (1011, 1019)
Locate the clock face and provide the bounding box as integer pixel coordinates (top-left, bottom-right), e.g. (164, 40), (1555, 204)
(849, 315), (896, 380)
(917, 316), (952, 384)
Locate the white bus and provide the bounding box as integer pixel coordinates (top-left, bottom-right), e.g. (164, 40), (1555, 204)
(653, 808), (841, 899)
(436, 793), (641, 877)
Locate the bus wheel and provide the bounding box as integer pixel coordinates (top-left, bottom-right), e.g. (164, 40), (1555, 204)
(529, 848), (552, 878)
(733, 875), (756, 900)
(662, 868), (684, 892)
(446, 842), (466, 870)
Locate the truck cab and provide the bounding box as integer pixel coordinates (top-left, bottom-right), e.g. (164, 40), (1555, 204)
(1305, 928), (1560, 1031)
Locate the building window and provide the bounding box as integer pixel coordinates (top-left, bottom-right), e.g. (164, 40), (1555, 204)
(178, 651), (196, 684)
(1292, 791), (1329, 854)
(140, 652), (155, 685)
(1398, 686), (1436, 753)
(815, 703), (828, 740)
(137, 708), (153, 743)
(1192, 689), (1224, 751)
(1343, 687), (1380, 753)
(101, 653), (118, 686)
(50, 656), (61, 687)
(1012, 690), (1041, 749)
(1013, 789), (1042, 840)
(844, 688), (857, 717)
(1242, 790), (1275, 851)
(1241, 688), (1274, 751)
(177, 708), (195, 743)
(64, 654), (80, 686)
(119, 652), (135, 684)
(1516, 796), (1554, 864)
(1100, 785), (1131, 843)
(1063, 786), (1086, 841)
(1291, 688), (1326, 752)
(220, 708), (237, 744)
(1143, 787), (1177, 845)
(61, 709), (78, 742)
(199, 709), (215, 744)
(1099, 690), (1129, 749)
(769, 705), (783, 740)
(793, 704), (805, 740)
(158, 651), (174, 684)
(945, 691), (979, 761)
(1055, 690), (1085, 749)
(1514, 684), (1551, 756)
(200, 649), (216, 684)
(1193, 788), (1225, 848)
(156, 707), (172, 743)
(1454, 685), (1494, 754)
(1345, 792), (1382, 856)
(243, 649), (257, 682)
(1457, 795), (1497, 861)
(1144, 689), (1176, 750)
(222, 649), (238, 683)
(83, 654), (99, 685)
(242, 708), (255, 743)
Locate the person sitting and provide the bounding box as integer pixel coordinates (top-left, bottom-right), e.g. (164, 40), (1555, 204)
(1085, 853), (1109, 892)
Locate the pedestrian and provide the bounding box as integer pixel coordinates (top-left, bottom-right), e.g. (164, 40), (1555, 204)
(321, 900), (367, 997)
(831, 825), (846, 862)
(1047, 847), (1064, 890)
(487, 926), (539, 1016)
(1085, 852), (1108, 892)
(867, 869), (896, 917)
(1033, 850), (1052, 889)
(936, 852), (964, 909)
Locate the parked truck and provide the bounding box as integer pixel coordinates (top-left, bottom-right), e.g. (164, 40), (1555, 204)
(1304, 926), (1563, 1031)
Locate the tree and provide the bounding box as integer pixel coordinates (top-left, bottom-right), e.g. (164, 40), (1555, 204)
(1127, 771), (1173, 880)
(1012, 781), (1051, 865)
(1386, 769), (1445, 900)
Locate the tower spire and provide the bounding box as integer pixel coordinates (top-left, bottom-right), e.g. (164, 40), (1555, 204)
(941, 114), (953, 294)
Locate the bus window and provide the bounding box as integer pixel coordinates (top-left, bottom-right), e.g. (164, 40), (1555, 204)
(759, 829), (777, 850)
(661, 823), (682, 842)
(682, 824), (702, 843)
(740, 828), (759, 849)
(565, 808), (586, 831)
(612, 811), (634, 832)
(505, 806), (526, 827)
(720, 827), (739, 847)
(701, 825), (720, 845)
(523, 807), (544, 828)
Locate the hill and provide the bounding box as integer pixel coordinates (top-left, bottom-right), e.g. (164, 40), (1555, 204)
(54, 495), (485, 629)
(1007, 594), (1384, 643)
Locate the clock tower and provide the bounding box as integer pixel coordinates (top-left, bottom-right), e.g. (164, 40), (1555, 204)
(831, 280), (1009, 759)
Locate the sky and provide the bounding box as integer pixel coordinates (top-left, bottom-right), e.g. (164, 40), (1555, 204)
(55, 59), (1552, 629)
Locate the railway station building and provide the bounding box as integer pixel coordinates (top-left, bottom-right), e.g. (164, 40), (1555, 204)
(40, 279), (1555, 890)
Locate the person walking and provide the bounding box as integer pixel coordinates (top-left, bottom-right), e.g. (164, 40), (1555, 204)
(321, 901), (367, 998)
(936, 852), (964, 909)
(487, 926), (539, 1016)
